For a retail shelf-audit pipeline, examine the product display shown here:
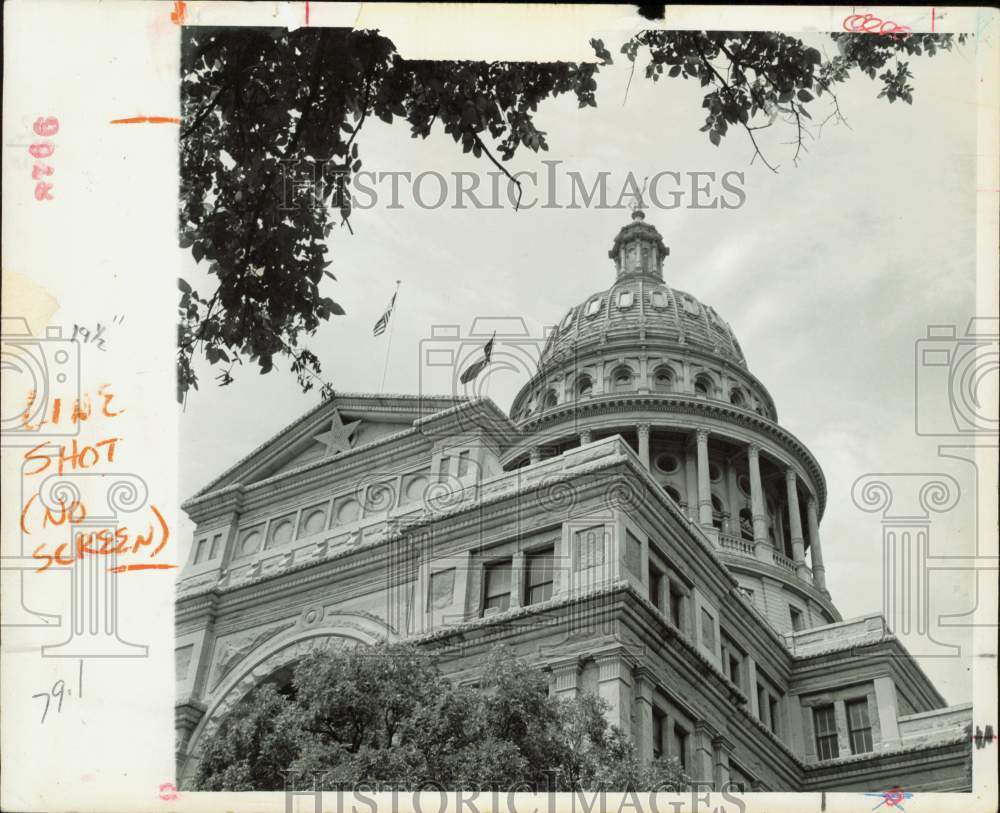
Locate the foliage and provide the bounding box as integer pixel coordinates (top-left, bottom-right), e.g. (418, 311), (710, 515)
(192, 641), (690, 792)
(178, 28), (964, 399)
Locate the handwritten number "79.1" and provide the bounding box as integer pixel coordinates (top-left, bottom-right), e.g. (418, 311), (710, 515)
(32, 661), (83, 723)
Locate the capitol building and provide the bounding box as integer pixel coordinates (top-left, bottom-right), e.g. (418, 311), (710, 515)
(175, 212), (972, 791)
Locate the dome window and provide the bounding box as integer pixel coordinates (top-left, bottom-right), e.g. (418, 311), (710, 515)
(611, 365), (634, 391)
(561, 309), (575, 329)
(541, 389), (558, 410)
(650, 290), (667, 310)
(655, 453), (680, 474)
(617, 290), (634, 309)
(576, 375), (593, 397)
(729, 388), (747, 407)
(694, 374), (714, 398)
(586, 297), (602, 317)
(652, 365), (675, 392)
(680, 294), (700, 316)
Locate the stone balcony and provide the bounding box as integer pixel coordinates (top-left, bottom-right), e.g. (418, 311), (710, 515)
(715, 530), (813, 581)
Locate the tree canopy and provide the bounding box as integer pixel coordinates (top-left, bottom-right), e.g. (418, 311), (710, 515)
(193, 641), (688, 791)
(178, 27), (964, 401)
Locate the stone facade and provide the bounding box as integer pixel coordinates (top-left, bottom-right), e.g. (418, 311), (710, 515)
(175, 213), (972, 791)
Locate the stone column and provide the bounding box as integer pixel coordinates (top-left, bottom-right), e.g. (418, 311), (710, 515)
(633, 668), (655, 763)
(596, 651), (634, 736)
(726, 459), (742, 536)
(696, 429), (712, 526)
(510, 551), (525, 609)
(873, 677), (901, 749)
(549, 657), (582, 700)
(748, 445), (770, 558)
(785, 469), (808, 576)
(580, 428), (593, 445)
(712, 736), (733, 792)
(637, 423), (651, 471)
(692, 723), (716, 786)
(684, 445), (699, 521)
(806, 496), (827, 592)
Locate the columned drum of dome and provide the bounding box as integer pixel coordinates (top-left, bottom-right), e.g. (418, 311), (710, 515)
(505, 210), (835, 622)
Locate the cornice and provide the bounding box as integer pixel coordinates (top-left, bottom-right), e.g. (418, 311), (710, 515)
(508, 392), (827, 516)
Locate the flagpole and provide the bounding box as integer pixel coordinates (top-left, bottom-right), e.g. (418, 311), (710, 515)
(379, 281), (401, 393)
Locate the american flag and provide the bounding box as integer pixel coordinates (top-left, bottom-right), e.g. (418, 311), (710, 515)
(372, 288), (398, 337)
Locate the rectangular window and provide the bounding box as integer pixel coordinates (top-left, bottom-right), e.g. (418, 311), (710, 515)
(525, 547), (555, 605)
(701, 607), (716, 652)
(813, 704), (838, 761)
(768, 695), (780, 736)
(193, 538), (206, 564)
(649, 564), (663, 609)
(482, 560), (512, 615)
(669, 584), (682, 629)
(846, 698), (874, 754)
(208, 533), (222, 560)
(757, 686), (768, 725)
(574, 527), (605, 571)
(457, 450), (471, 477)
(729, 654), (741, 689)
(652, 707), (666, 760)
(437, 455), (451, 482)
(672, 724), (689, 769)
(789, 606), (804, 631)
(625, 530), (642, 576)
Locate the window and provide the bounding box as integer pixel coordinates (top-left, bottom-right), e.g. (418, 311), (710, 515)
(612, 366), (633, 391)
(738, 508), (754, 540)
(700, 608), (716, 652)
(457, 450), (471, 477)
(618, 290), (634, 309)
(648, 564), (663, 609)
(438, 455), (450, 480)
(655, 453), (680, 474)
(208, 533), (222, 560)
(652, 707), (666, 759)
(625, 531), (642, 576)
(653, 366), (674, 392)
(664, 485), (682, 504)
(789, 606), (805, 632)
(694, 374), (713, 398)
(194, 538), (207, 564)
(650, 289), (667, 309)
(813, 704), (838, 761)
(768, 696), (780, 736)
(669, 585), (683, 629)
(576, 375), (593, 397)
(574, 527), (605, 571)
(525, 547), (555, 605)
(728, 654), (741, 689)
(672, 724), (689, 769)
(729, 388), (746, 407)
(561, 309), (575, 329)
(846, 698), (874, 754)
(586, 297), (602, 317)
(429, 568), (456, 609)
(482, 560), (512, 615)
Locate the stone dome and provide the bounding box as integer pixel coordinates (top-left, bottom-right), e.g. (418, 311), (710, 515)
(537, 208), (745, 370)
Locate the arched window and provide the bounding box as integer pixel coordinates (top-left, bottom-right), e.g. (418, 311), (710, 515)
(652, 365), (675, 392)
(694, 373), (714, 398)
(729, 388), (746, 407)
(711, 495), (725, 530)
(611, 365), (634, 392)
(541, 389), (558, 410)
(739, 508), (754, 540)
(576, 375), (593, 397)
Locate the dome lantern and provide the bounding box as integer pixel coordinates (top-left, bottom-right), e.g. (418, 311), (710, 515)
(608, 206), (670, 282)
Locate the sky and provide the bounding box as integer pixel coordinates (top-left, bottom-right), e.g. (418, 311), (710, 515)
(179, 32), (983, 704)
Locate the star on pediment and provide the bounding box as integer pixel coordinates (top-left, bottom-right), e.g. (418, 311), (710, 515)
(313, 411), (361, 456)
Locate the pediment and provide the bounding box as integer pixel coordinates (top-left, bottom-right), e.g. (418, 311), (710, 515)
(191, 393), (465, 497)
